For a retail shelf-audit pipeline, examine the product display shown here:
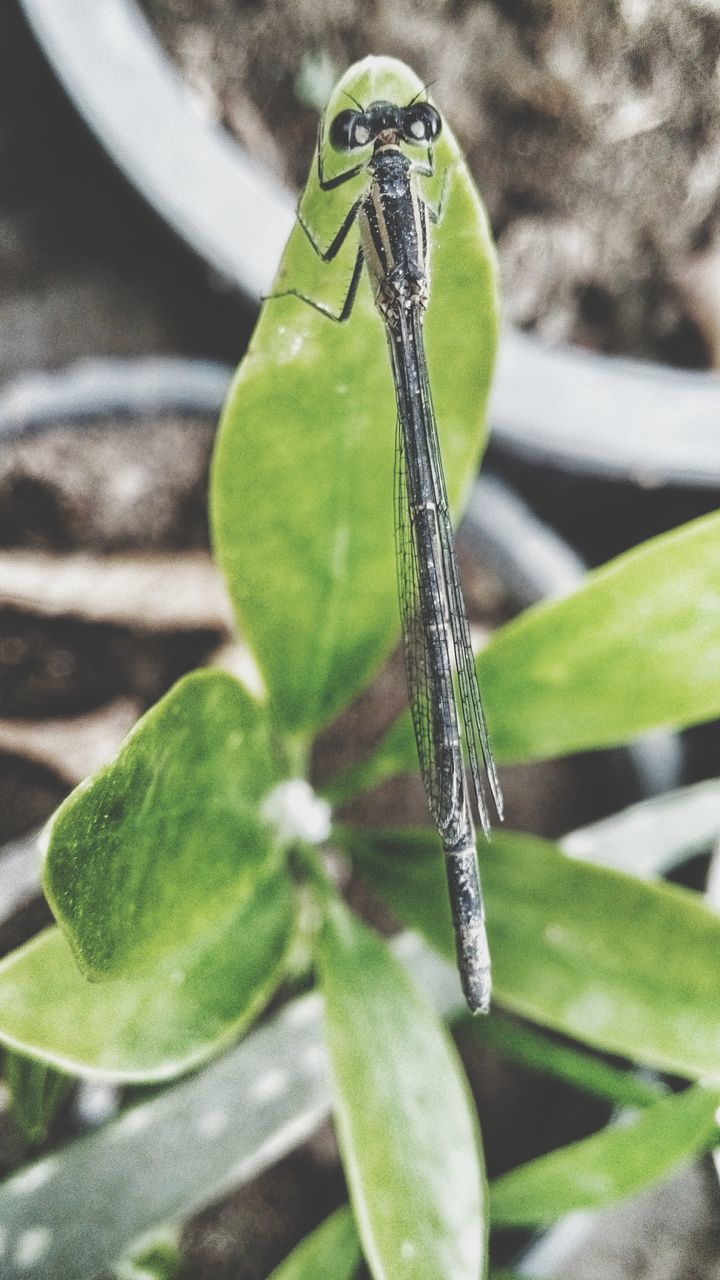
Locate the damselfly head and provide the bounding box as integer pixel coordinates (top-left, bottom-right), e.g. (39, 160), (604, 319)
(329, 100), (442, 151)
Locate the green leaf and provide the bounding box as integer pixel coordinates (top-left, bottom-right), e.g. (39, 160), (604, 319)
(210, 55), (498, 738)
(0, 868), (293, 1080)
(490, 1084), (720, 1226)
(267, 1207), (360, 1280)
(315, 898), (486, 1280)
(561, 777), (720, 878)
(43, 669), (283, 980)
(3, 1049), (72, 1143)
(460, 1011), (664, 1109)
(113, 1229), (183, 1280)
(482, 509), (720, 761)
(333, 510), (720, 797)
(345, 827), (720, 1078)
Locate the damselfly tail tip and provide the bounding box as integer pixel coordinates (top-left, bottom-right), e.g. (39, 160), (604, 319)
(460, 937), (491, 1014)
(445, 844), (492, 1012)
(467, 981), (491, 1016)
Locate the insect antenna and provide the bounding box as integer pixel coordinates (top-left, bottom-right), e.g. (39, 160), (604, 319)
(406, 80), (438, 107)
(342, 89), (365, 111)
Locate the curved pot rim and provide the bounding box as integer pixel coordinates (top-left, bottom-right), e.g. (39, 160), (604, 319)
(17, 0), (720, 487)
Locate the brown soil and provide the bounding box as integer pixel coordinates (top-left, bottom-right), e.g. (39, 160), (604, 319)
(139, 0), (720, 368)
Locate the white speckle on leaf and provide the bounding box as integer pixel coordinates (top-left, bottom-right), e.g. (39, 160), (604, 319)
(253, 1068), (289, 1103)
(301, 1043), (326, 1072)
(544, 923), (575, 947)
(331, 526), (349, 579)
(195, 1109), (227, 1139)
(8, 1160), (57, 1196)
(564, 990), (615, 1031)
(14, 1227), (52, 1267)
(109, 1105), (154, 1140)
(401, 1240), (416, 1261)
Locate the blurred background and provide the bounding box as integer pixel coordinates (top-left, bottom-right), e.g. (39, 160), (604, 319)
(2, 1), (720, 1277)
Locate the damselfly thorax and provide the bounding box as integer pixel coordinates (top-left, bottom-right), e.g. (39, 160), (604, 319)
(358, 141), (430, 328)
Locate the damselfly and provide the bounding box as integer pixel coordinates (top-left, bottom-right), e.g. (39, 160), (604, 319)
(269, 68), (503, 1012)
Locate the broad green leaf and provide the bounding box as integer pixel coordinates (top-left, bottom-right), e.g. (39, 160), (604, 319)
(3, 1050), (71, 1143)
(267, 1207), (360, 1280)
(461, 1011), (663, 1109)
(344, 827), (720, 1078)
(0, 868), (293, 1080)
(44, 669), (283, 979)
(330, 510), (720, 798)
(315, 898), (486, 1280)
(490, 1084), (720, 1226)
(211, 55), (498, 738)
(482, 509), (720, 761)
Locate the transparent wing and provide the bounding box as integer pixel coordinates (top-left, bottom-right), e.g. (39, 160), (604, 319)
(438, 504), (501, 834)
(411, 312), (504, 833)
(394, 418), (463, 841)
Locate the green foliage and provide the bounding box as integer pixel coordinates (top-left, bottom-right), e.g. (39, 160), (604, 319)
(113, 1229), (184, 1280)
(0, 869), (293, 1079)
(267, 1207), (359, 1280)
(345, 826), (720, 1077)
(1, 49), (720, 1280)
(459, 1011), (664, 1110)
(43, 669), (284, 980)
(210, 56), (498, 738)
(3, 1050), (71, 1143)
(315, 896), (486, 1280)
(328, 509), (720, 801)
(489, 1084), (720, 1226)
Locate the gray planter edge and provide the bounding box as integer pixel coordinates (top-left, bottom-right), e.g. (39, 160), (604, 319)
(17, 0), (720, 487)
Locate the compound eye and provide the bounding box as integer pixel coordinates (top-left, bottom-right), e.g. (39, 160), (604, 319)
(404, 103), (442, 144)
(329, 110), (372, 150)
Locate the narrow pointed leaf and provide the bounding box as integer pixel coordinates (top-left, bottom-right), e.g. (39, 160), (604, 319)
(211, 55), (498, 737)
(460, 1012), (663, 1109)
(560, 777), (720, 877)
(490, 1084), (720, 1226)
(315, 898), (486, 1280)
(483, 510), (720, 761)
(43, 669), (283, 979)
(0, 868), (293, 1080)
(345, 827), (720, 1078)
(267, 1207), (360, 1280)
